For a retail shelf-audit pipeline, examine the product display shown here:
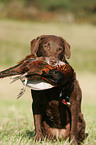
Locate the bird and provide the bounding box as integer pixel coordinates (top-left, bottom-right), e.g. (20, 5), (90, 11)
(0, 55), (75, 98)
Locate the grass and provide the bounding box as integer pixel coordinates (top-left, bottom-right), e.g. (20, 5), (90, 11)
(0, 19), (96, 72)
(0, 19), (96, 144)
(0, 76), (96, 145)
(0, 0), (96, 24)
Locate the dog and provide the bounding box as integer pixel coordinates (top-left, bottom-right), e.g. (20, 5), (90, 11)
(30, 35), (88, 145)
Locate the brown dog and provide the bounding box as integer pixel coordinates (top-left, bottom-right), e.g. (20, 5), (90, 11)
(30, 35), (88, 145)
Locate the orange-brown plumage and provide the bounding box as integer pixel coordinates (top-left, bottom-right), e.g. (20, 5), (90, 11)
(0, 55), (75, 87)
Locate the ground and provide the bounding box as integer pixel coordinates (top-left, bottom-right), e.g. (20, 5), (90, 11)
(0, 19), (96, 145)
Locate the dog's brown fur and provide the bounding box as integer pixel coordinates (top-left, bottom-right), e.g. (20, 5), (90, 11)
(30, 35), (88, 145)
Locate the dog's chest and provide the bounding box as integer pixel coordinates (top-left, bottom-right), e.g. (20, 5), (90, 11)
(43, 99), (69, 128)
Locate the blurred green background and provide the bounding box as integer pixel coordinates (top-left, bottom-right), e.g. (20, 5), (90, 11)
(0, 0), (96, 145)
(0, 0), (96, 24)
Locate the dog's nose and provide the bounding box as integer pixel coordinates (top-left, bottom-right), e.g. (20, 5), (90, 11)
(49, 59), (58, 66)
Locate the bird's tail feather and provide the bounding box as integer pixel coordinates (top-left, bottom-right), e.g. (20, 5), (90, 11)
(0, 63), (22, 79)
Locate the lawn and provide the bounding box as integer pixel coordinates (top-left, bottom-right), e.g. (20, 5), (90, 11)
(0, 19), (96, 145)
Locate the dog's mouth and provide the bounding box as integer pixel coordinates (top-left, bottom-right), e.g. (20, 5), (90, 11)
(44, 57), (59, 66)
(44, 57), (65, 66)
(49, 59), (58, 66)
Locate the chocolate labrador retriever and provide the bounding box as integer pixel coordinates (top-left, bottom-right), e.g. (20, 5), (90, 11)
(30, 35), (88, 145)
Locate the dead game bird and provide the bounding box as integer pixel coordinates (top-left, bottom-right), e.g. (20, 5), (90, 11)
(0, 55), (75, 98)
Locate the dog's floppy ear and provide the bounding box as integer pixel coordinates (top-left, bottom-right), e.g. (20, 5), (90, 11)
(63, 39), (71, 59)
(30, 35), (45, 56)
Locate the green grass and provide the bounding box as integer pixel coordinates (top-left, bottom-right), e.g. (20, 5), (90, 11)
(0, 19), (96, 72)
(0, 19), (96, 144)
(0, 88), (96, 145)
(0, 0), (96, 24)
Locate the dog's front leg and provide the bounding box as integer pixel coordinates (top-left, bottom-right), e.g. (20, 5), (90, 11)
(31, 90), (44, 142)
(70, 100), (79, 145)
(33, 114), (44, 141)
(69, 80), (81, 145)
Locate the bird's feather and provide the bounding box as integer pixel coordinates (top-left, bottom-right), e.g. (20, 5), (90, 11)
(0, 55), (75, 98)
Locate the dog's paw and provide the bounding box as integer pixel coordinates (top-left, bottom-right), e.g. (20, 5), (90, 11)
(70, 140), (78, 145)
(70, 136), (78, 145)
(34, 133), (44, 142)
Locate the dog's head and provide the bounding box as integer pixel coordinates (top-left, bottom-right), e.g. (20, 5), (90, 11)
(30, 35), (71, 63)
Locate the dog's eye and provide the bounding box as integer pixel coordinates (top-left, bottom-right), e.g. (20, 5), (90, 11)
(59, 47), (63, 51)
(44, 45), (48, 49)
(57, 47), (63, 52)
